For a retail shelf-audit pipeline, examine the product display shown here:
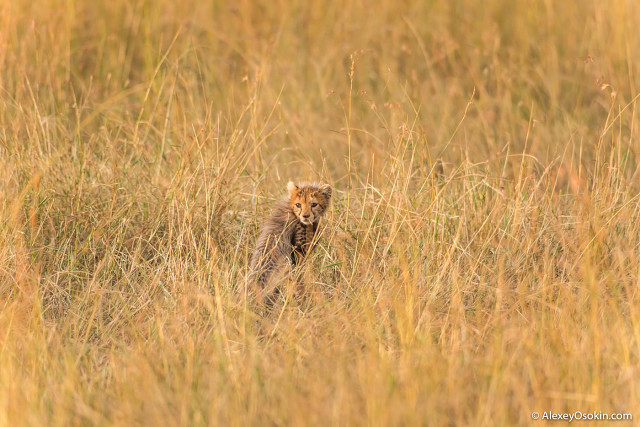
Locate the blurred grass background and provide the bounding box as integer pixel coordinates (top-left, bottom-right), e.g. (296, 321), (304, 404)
(1, 0), (640, 425)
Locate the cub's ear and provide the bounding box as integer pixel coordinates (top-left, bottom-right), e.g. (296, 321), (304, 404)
(319, 184), (332, 200)
(287, 181), (298, 197)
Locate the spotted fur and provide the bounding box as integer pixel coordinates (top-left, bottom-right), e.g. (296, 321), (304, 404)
(250, 181), (332, 294)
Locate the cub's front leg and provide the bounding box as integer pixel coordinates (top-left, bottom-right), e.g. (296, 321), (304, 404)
(291, 222), (318, 299)
(291, 221), (312, 265)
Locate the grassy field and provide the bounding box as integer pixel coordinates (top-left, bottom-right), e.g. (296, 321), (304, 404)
(2, 0), (640, 425)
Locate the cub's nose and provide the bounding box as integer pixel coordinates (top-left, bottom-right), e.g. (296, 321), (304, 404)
(303, 213), (311, 218)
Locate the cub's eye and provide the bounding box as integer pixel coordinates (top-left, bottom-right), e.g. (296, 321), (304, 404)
(295, 203), (301, 208)
(311, 202), (318, 207)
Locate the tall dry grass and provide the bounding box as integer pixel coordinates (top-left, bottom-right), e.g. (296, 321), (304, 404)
(1, 0), (640, 425)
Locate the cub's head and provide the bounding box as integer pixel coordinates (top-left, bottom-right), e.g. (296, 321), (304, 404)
(287, 181), (332, 225)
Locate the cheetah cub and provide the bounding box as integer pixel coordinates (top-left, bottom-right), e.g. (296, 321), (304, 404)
(250, 181), (332, 300)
